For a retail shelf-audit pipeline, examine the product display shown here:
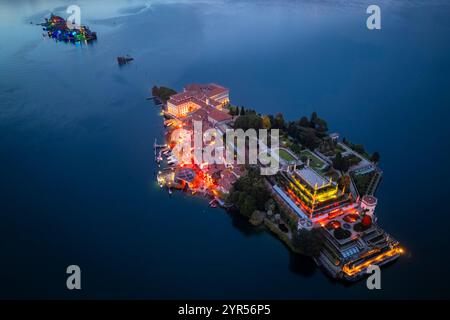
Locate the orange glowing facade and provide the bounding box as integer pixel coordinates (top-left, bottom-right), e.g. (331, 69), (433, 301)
(342, 246), (403, 277)
(166, 83), (230, 118)
(167, 98), (201, 118)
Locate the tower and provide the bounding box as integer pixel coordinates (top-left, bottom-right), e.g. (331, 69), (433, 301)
(360, 195), (378, 217)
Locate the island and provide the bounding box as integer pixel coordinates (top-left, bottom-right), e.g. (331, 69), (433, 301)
(153, 83), (404, 281)
(39, 14), (97, 43)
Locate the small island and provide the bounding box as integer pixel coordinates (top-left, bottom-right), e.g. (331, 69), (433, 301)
(39, 14), (97, 43)
(153, 83), (403, 281)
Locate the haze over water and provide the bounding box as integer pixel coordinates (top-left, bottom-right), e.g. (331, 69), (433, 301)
(1, 0), (450, 299)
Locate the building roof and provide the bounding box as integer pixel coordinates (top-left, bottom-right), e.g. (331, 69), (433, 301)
(206, 106), (232, 122)
(168, 83), (231, 123)
(184, 83), (229, 98)
(187, 108), (209, 122)
(168, 83), (229, 107)
(184, 103), (232, 123)
(362, 195), (377, 206)
(295, 167), (331, 189)
(169, 92), (195, 103)
(208, 99), (222, 107)
(175, 168), (196, 183)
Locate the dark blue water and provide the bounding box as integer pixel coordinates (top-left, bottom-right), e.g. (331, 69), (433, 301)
(1, 0), (450, 299)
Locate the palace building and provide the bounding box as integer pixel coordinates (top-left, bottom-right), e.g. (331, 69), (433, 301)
(272, 162), (403, 280)
(167, 83), (230, 118)
(278, 164), (351, 220)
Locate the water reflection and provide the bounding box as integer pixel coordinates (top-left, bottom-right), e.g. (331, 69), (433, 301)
(1, 0), (450, 299)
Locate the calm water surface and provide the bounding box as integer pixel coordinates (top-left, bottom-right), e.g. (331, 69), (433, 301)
(1, 0), (450, 299)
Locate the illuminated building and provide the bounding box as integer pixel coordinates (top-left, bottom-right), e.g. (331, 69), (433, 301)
(317, 204), (402, 281)
(157, 168), (197, 189)
(167, 83), (230, 118)
(184, 83), (230, 109)
(278, 164), (351, 220)
(271, 159), (403, 281)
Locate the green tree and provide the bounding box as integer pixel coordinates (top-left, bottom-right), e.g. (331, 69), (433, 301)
(273, 113), (285, 129)
(240, 196), (257, 217)
(304, 129), (320, 150)
(341, 157), (350, 172)
(152, 86), (177, 103)
(262, 115), (272, 129)
(370, 152), (380, 163)
(234, 114), (263, 130)
(333, 153), (351, 172)
(310, 111), (318, 127)
(333, 152), (343, 170)
(265, 199), (276, 213)
(315, 118), (328, 133)
(227, 167), (271, 218)
(151, 85), (159, 97)
(290, 143), (302, 155)
(292, 229), (324, 257)
(353, 144), (366, 155)
(298, 116), (310, 127)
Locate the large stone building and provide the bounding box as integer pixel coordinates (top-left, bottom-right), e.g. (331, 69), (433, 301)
(167, 83), (230, 118)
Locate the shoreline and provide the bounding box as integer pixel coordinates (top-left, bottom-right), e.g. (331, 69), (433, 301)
(152, 84), (403, 282)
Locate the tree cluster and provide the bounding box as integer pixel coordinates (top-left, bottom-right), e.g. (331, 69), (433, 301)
(291, 228), (324, 257)
(233, 113), (264, 131)
(343, 138), (380, 164)
(332, 152), (351, 172)
(283, 112), (328, 150)
(227, 167), (271, 217)
(152, 86), (177, 104)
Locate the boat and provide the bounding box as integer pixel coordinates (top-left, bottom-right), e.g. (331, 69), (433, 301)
(117, 55), (134, 65)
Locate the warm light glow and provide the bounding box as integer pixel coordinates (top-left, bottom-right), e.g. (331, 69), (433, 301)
(342, 247), (403, 277)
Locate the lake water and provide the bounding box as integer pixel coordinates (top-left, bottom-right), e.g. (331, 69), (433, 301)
(1, 0), (450, 299)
